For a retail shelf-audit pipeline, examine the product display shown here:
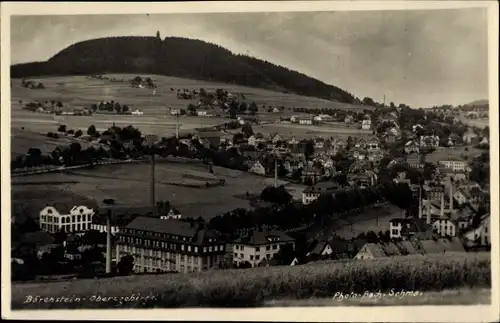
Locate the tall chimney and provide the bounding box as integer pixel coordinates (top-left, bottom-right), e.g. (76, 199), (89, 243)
(426, 200), (431, 225)
(105, 210), (112, 274)
(440, 190), (445, 218)
(176, 114), (180, 139)
(274, 158), (278, 188)
(151, 153), (156, 217)
(449, 184), (453, 212)
(418, 187), (422, 219)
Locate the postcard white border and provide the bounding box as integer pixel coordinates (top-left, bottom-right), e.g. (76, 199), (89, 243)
(1, 1), (499, 322)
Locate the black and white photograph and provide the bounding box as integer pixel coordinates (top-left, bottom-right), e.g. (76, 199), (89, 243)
(1, 1), (498, 321)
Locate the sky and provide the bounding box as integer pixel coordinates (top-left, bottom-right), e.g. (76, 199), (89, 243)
(10, 8), (489, 108)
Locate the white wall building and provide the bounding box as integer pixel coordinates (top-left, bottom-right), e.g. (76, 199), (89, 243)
(40, 205), (95, 233)
(438, 160), (468, 172)
(232, 230), (295, 268)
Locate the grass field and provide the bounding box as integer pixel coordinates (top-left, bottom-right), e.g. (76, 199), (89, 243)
(11, 160), (305, 220)
(11, 74), (369, 139)
(11, 252), (491, 309)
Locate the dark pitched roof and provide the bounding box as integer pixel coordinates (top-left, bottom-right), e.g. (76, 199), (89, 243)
(124, 217), (218, 245)
(361, 243), (387, 258)
(233, 230), (295, 246)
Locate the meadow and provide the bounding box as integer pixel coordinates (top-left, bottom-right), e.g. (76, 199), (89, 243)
(11, 252), (491, 309)
(11, 74), (369, 140)
(11, 160), (305, 220)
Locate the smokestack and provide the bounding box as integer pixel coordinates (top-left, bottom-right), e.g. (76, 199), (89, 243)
(426, 200), (431, 225)
(418, 187), (422, 219)
(440, 190), (445, 218)
(274, 158), (278, 188)
(449, 184), (454, 212)
(176, 114), (180, 139)
(151, 153), (156, 217)
(105, 211), (112, 274)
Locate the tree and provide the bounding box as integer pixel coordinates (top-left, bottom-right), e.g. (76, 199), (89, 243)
(117, 255), (135, 276)
(241, 123), (254, 137)
(304, 140), (315, 161)
(122, 105), (129, 113)
(248, 101), (259, 115)
(239, 102), (248, 113)
(57, 124), (67, 133)
(114, 102), (122, 113)
(187, 104), (197, 116)
(260, 186), (292, 205)
(56, 101), (63, 108)
(156, 30), (161, 39)
(74, 129), (83, 138)
(87, 125), (97, 137)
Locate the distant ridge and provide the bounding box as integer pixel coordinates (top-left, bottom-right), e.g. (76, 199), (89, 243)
(464, 99), (488, 107)
(11, 36), (357, 104)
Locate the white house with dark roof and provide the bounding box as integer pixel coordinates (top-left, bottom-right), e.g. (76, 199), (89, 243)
(232, 229), (295, 268)
(39, 205), (95, 233)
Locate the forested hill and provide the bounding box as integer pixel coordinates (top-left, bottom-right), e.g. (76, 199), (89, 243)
(11, 36), (356, 103)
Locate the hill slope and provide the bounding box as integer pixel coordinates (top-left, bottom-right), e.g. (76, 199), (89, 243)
(11, 36), (356, 103)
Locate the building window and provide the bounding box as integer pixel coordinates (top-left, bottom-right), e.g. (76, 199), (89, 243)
(220, 245), (224, 251)
(234, 253), (238, 258)
(255, 255), (260, 260)
(188, 246), (191, 252)
(209, 246), (213, 252)
(255, 247), (260, 252)
(272, 245), (277, 250)
(203, 247), (207, 253)
(181, 245), (185, 251)
(240, 253), (244, 258)
(195, 247), (198, 253)
(250, 255), (254, 260)
(266, 246), (270, 251)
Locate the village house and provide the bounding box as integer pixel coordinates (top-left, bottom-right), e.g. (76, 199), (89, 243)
(463, 213), (490, 246)
(462, 130), (479, 144)
(361, 119), (372, 130)
(271, 133), (283, 144)
(314, 138), (326, 150)
(249, 161), (266, 175)
(406, 152), (426, 169)
(354, 138), (367, 148)
(412, 124), (424, 132)
(354, 243), (387, 260)
(382, 132), (398, 144)
(232, 229), (295, 268)
(419, 135), (440, 148)
(404, 140), (420, 154)
(39, 205), (96, 234)
(287, 137), (300, 145)
(447, 133), (460, 146)
(479, 136), (489, 145)
(349, 148), (367, 160)
(301, 182), (339, 205)
(298, 117), (313, 125)
(344, 115), (354, 124)
(131, 109), (144, 116)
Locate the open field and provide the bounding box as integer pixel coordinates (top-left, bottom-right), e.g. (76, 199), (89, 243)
(331, 204), (401, 239)
(11, 252), (491, 309)
(11, 160), (306, 220)
(459, 114), (489, 129)
(11, 74), (368, 138)
(425, 146), (486, 164)
(11, 128), (96, 158)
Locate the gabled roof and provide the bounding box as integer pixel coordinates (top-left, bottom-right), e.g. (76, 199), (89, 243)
(125, 217), (218, 245)
(233, 230), (295, 246)
(381, 242), (402, 256)
(361, 243), (387, 258)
